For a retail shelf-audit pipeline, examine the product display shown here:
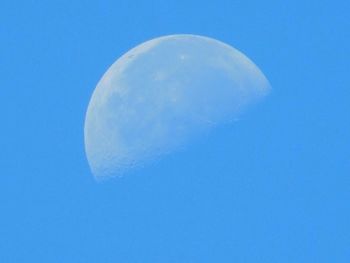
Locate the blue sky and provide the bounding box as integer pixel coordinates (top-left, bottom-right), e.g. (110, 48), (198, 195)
(1, 0), (349, 262)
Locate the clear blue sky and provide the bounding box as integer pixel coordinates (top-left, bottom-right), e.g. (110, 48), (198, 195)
(1, 0), (349, 262)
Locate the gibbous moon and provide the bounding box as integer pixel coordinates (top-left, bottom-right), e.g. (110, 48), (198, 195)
(85, 34), (270, 178)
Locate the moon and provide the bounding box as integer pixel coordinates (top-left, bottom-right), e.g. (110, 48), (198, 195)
(84, 34), (271, 178)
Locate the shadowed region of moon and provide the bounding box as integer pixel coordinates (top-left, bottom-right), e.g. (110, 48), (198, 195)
(84, 34), (271, 178)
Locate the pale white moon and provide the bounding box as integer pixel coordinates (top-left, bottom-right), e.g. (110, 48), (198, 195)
(85, 34), (270, 178)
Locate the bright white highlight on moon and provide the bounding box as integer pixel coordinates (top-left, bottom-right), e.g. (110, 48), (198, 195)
(84, 34), (271, 178)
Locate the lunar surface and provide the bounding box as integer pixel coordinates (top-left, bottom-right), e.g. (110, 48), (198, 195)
(84, 34), (271, 178)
